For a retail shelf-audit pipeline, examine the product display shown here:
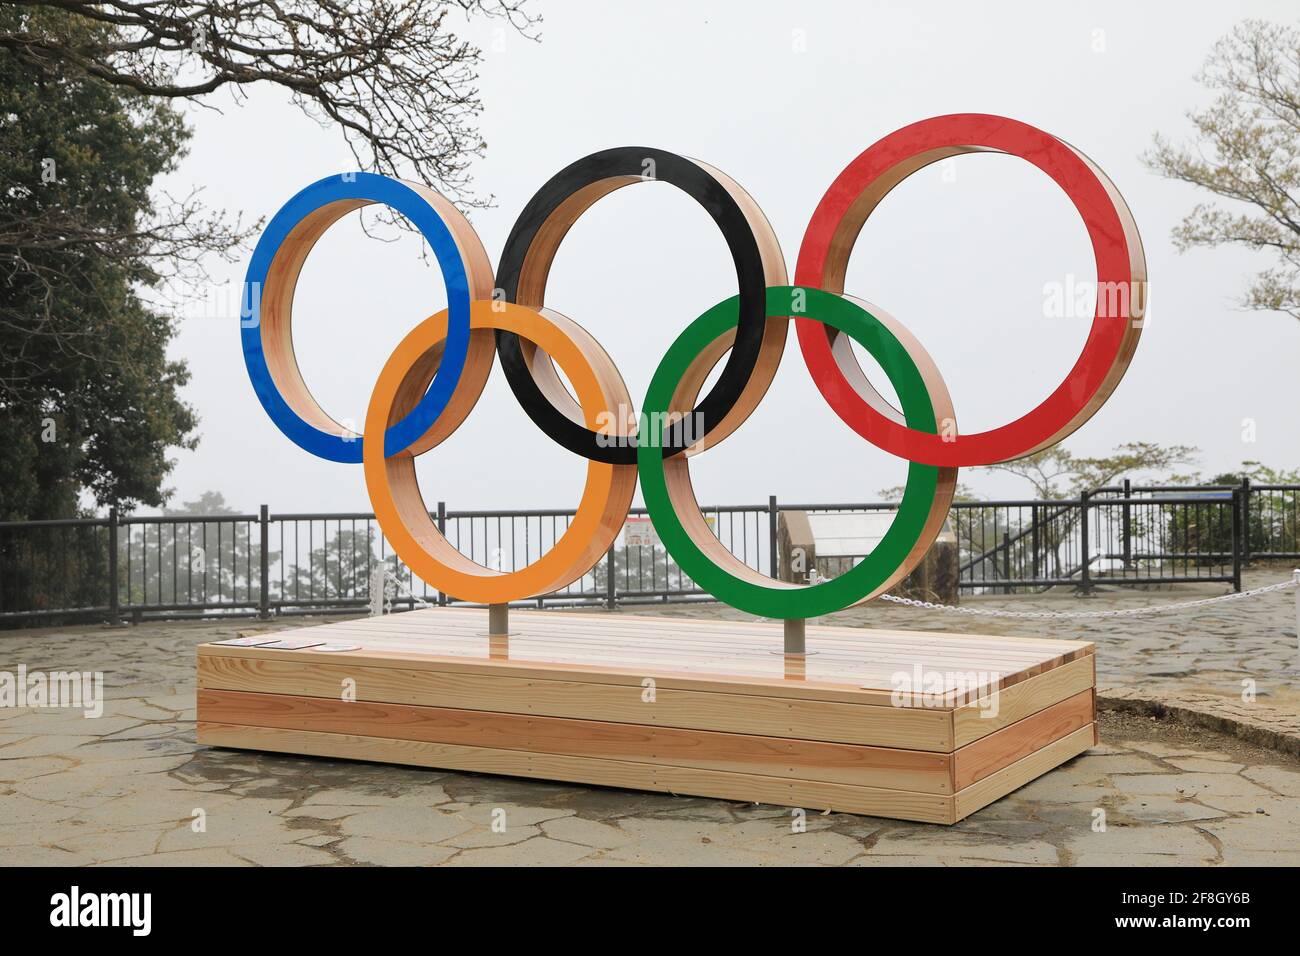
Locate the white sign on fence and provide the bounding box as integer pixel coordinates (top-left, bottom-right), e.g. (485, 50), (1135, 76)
(623, 517), (659, 548)
(623, 515), (715, 548)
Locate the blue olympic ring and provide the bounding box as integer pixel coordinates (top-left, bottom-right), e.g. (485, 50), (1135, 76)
(240, 172), (472, 463)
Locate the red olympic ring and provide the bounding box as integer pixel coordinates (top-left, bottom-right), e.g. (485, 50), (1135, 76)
(795, 113), (1146, 467)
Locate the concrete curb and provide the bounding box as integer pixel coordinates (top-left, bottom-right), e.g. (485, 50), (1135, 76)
(1098, 688), (1300, 759)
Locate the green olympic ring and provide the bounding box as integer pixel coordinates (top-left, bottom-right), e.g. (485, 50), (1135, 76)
(637, 286), (941, 619)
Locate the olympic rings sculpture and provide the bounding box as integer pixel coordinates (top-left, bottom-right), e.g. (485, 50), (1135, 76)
(241, 113), (1146, 620)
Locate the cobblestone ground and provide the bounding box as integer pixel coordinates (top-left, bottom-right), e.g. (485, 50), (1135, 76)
(2, 570), (1298, 866)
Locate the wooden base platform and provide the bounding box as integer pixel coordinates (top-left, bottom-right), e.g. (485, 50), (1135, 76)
(195, 608), (1097, 825)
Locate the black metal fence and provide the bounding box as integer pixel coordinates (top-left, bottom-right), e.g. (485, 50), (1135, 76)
(2, 483), (1295, 625)
(951, 486), (1245, 594)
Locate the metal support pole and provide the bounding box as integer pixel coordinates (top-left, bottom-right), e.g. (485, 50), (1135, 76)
(487, 602), (509, 660)
(783, 617), (807, 681)
(784, 617), (805, 656)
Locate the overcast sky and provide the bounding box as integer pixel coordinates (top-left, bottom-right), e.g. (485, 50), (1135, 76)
(153, 0), (1300, 516)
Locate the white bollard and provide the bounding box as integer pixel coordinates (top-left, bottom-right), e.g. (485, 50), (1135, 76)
(1294, 569), (1300, 672)
(368, 565), (387, 617)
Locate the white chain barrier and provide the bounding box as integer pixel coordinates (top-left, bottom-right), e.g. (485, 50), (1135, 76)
(879, 573), (1300, 620)
(368, 564), (432, 616)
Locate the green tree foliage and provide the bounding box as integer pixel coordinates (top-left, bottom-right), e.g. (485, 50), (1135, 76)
(285, 526), (382, 605)
(592, 545), (691, 595)
(0, 3), (537, 521)
(972, 443), (1199, 586)
(1164, 462), (1300, 563)
(977, 442), (1201, 499)
(0, 7), (201, 519)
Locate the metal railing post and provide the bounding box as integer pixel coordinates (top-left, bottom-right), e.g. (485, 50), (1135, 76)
(605, 546), (617, 611)
(1121, 477), (1132, 567)
(1078, 492), (1091, 594)
(107, 506), (121, 624)
(1031, 504), (1040, 581)
(1231, 487), (1243, 592)
(258, 504), (271, 619)
(1003, 531), (1012, 594)
(436, 501), (447, 606)
(768, 495), (779, 579)
(1240, 476), (1252, 565)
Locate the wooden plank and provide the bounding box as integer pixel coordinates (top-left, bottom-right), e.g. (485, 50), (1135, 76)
(196, 721), (957, 824)
(952, 724), (1096, 821)
(198, 688), (956, 793)
(283, 606), (1093, 658)
(951, 655), (1096, 748)
(202, 627), (1092, 709)
(280, 630), (1071, 687)
(952, 690), (1094, 790)
(216, 606), (1092, 702)
(196, 653), (955, 750)
(205, 637), (1027, 709)
(204, 641), (905, 707)
(318, 614), (1085, 669)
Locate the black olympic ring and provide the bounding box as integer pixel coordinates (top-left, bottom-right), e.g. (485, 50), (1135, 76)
(495, 146), (776, 463)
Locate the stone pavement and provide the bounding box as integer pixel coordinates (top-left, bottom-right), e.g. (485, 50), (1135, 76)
(2, 570), (1299, 866)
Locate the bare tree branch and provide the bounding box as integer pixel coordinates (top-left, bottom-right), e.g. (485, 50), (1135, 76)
(2, 1), (540, 208)
(1145, 19), (1300, 322)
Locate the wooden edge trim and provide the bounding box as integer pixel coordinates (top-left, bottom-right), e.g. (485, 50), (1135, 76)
(952, 689), (1094, 790)
(196, 654), (955, 750)
(199, 632), (1093, 710)
(196, 721), (956, 824)
(951, 655), (1096, 748)
(197, 688), (957, 794)
(953, 724), (1095, 822)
